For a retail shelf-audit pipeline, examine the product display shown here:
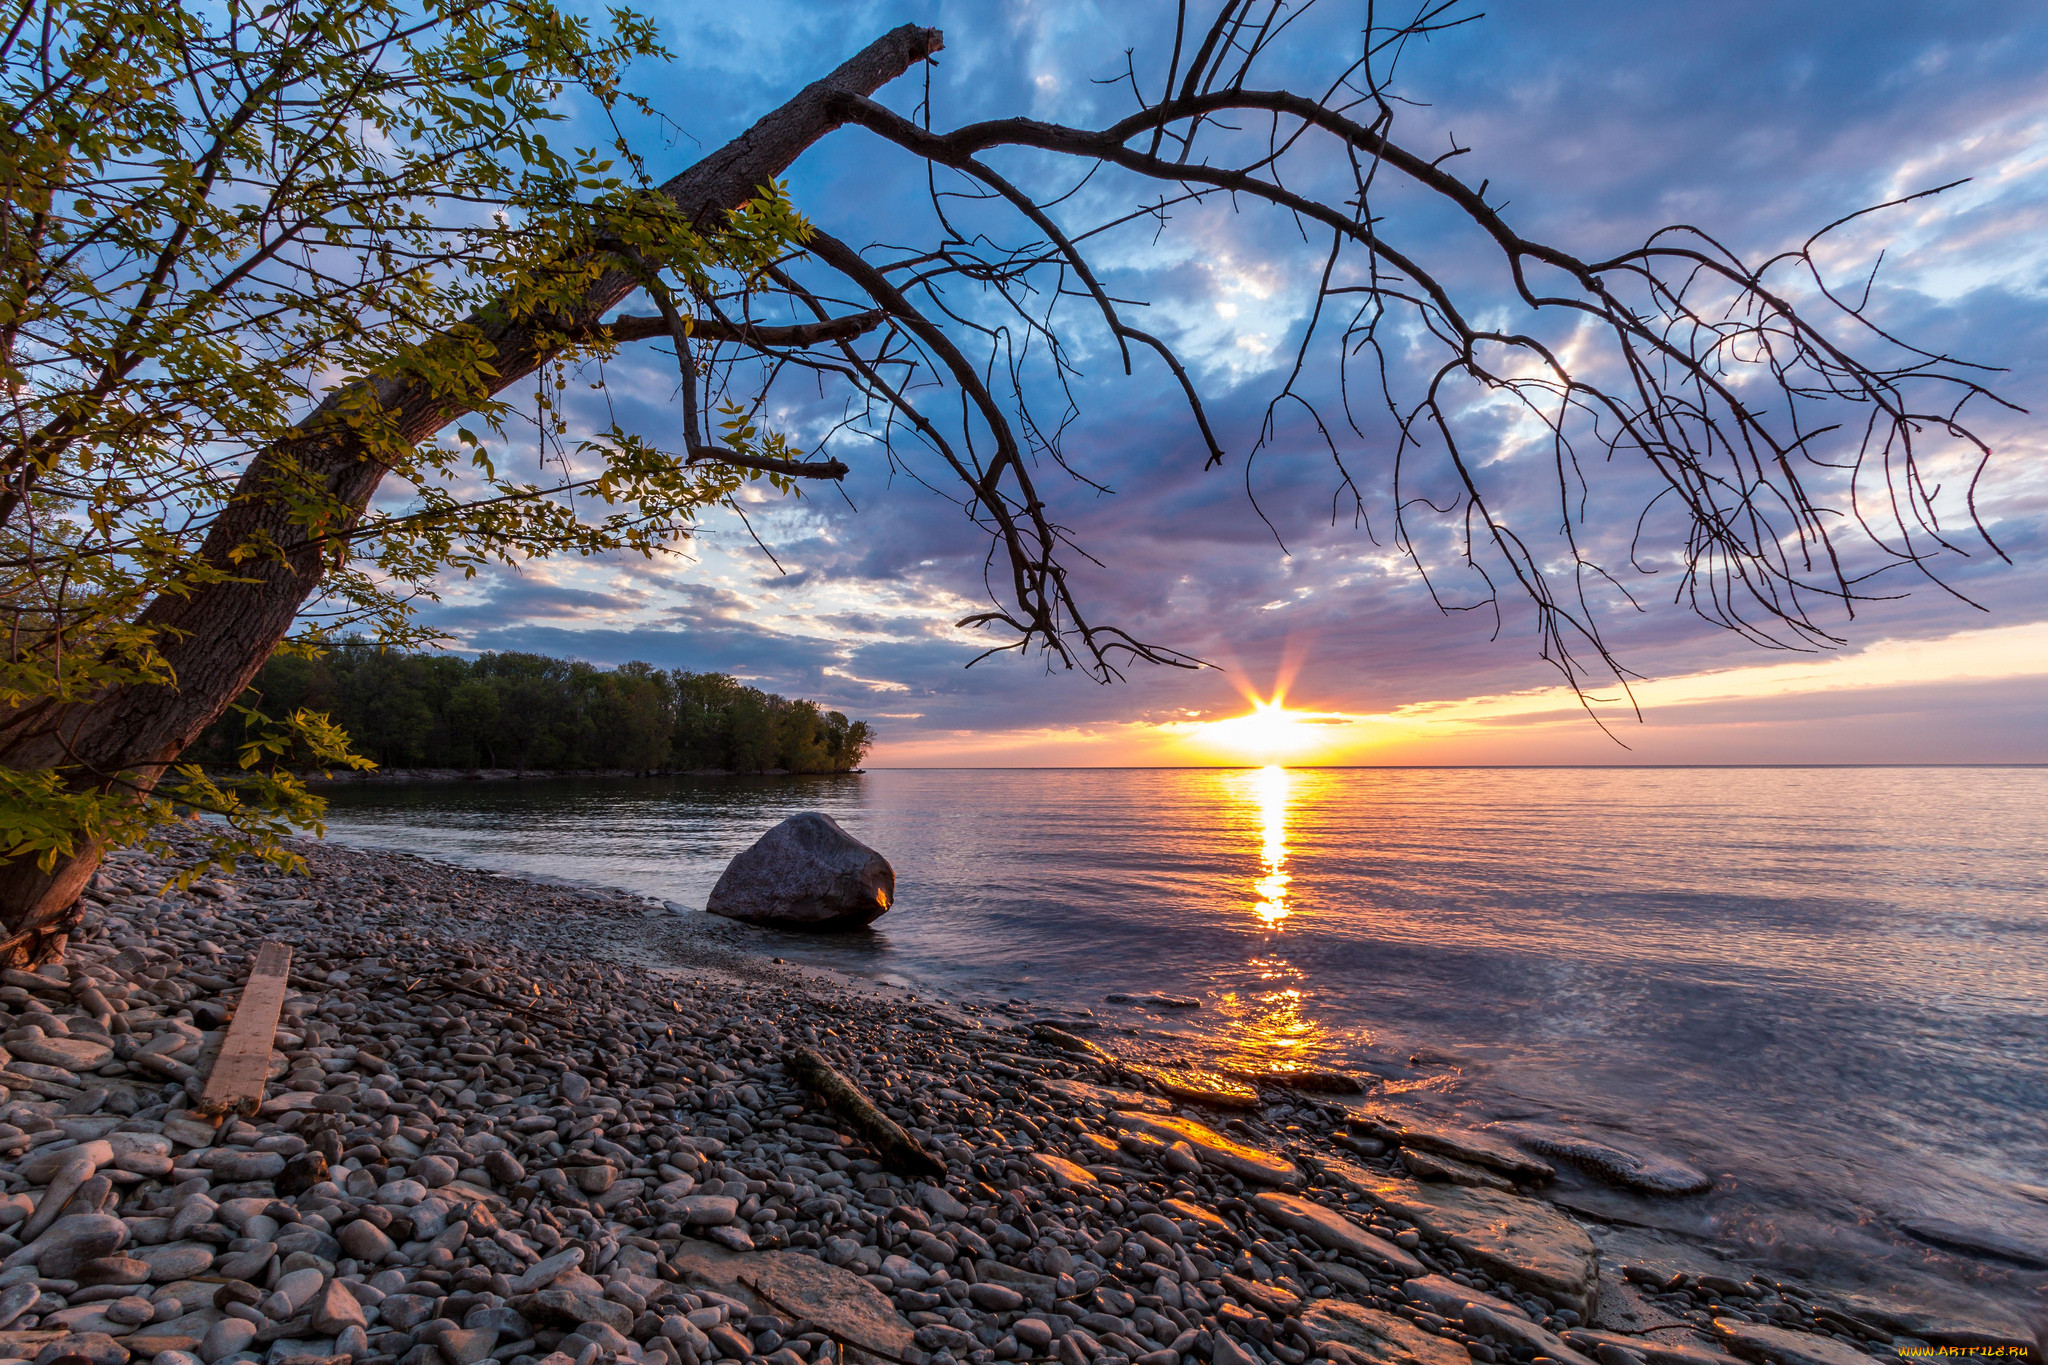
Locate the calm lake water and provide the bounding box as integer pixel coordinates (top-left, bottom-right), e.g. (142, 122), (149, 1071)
(314, 767), (2048, 1308)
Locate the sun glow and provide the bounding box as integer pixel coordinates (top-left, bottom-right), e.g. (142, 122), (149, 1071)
(1196, 695), (1335, 764)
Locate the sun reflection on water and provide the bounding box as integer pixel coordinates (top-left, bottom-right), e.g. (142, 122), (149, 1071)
(1250, 763), (1291, 925)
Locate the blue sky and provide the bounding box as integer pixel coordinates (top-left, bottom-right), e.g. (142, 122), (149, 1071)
(423, 0), (2048, 764)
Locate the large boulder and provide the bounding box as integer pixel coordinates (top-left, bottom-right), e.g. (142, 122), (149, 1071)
(705, 813), (894, 930)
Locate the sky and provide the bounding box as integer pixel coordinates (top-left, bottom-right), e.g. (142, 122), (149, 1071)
(417, 0), (2048, 766)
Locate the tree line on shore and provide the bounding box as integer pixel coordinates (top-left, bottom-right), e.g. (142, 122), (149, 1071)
(192, 647), (874, 774)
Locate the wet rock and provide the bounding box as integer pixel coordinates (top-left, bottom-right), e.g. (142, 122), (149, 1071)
(1130, 1065), (1261, 1109)
(1299, 1300), (1470, 1365)
(1897, 1217), (2048, 1269)
(1330, 1158), (1599, 1318)
(1461, 1303), (1597, 1365)
(1355, 1111), (1553, 1183)
(705, 813), (895, 930)
(1400, 1146), (1516, 1192)
(1708, 1319), (1875, 1365)
(1252, 1193), (1422, 1276)
(1116, 1113), (1299, 1185)
(1488, 1124), (1709, 1197)
(1564, 1330), (1733, 1365)
(1037, 1077), (1172, 1113)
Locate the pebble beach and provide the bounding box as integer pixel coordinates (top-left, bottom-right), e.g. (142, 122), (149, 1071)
(0, 827), (2031, 1365)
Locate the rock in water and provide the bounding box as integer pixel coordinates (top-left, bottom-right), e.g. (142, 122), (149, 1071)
(705, 812), (895, 929)
(1486, 1122), (1711, 1196)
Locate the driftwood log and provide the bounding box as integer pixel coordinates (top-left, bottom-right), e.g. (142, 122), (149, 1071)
(785, 1045), (946, 1181)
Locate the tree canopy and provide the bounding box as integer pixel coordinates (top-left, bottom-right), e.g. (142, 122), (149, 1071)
(191, 648), (873, 775)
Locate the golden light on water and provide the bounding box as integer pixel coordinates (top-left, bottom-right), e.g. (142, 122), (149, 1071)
(1250, 763), (1291, 925)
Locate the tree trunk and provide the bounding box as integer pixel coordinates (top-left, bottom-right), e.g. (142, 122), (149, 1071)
(0, 24), (942, 958)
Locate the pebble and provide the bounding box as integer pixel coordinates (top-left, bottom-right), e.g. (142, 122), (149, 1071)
(0, 825), (1903, 1365)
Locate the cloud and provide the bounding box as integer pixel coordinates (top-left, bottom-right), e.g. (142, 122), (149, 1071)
(413, 0), (2048, 762)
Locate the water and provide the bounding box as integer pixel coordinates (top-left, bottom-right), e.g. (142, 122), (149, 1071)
(312, 766), (2048, 1308)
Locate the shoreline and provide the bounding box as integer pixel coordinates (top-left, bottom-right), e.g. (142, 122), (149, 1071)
(0, 830), (2027, 1365)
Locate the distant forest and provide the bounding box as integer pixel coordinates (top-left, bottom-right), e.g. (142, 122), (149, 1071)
(192, 647), (874, 774)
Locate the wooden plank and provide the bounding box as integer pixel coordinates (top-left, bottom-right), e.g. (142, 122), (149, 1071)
(195, 940), (293, 1118)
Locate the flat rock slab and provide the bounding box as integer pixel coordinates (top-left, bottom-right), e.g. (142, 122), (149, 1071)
(1399, 1274), (1530, 1324)
(1039, 1078), (1172, 1113)
(1354, 1109), (1553, 1182)
(1252, 1193), (1421, 1276)
(1828, 1290), (2035, 1352)
(1709, 1319), (1875, 1365)
(732, 1249), (917, 1362)
(1117, 1113), (1299, 1186)
(1328, 1158), (1599, 1318)
(1030, 1154), (1096, 1188)
(1566, 1329), (1734, 1365)
(1401, 1147), (1515, 1191)
(1897, 1217), (2048, 1269)
(1131, 1065), (1262, 1109)
(1462, 1302), (1595, 1365)
(1299, 1299), (1471, 1365)
(1489, 1123), (1711, 1197)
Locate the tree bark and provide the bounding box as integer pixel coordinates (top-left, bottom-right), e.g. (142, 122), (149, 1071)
(0, 24), (942, 956)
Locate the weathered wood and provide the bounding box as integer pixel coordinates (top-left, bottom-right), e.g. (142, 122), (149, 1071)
(784, 1044), (945, 1180)
(195, 940), (293, 1118)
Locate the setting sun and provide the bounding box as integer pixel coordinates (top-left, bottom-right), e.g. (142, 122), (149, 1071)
(1195, 696), (1343, 764)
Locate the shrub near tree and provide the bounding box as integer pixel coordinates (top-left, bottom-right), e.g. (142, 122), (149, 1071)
(189, 649), (873, 774)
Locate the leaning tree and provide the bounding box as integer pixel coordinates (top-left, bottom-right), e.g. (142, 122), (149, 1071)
(0, 0), (2011, 960)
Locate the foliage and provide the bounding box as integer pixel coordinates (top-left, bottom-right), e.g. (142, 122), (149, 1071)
(0, 0), (817, 878)
(189, 646), (875, 774)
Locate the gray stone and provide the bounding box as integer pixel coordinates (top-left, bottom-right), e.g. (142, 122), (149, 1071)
(134, 1243), (216, 1282)
(434, 1327), (497, 1365)
(506, 1249), (582, 1294)
(11, 1033), (114, 1071)
(209, 1152), (286, 1184)
(674, 1196), (737, 1227)
(0, 1280), (39, 1327)
(408, 1157), (457, 1190)
(335, 1222), (393, 1264)
(22, 1139), (112, 1183)
(35, 1331), (130, 1365)
(12, 1212), (131, 1278)
(508, 1289), (634, 1335)
(199, 1316), (261, 1364)
(378, 1295), (439, 1332)
(568, 1166), (612, 1196)
(306, 1281), (366, 1337)
(704, 813), (894, 930)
